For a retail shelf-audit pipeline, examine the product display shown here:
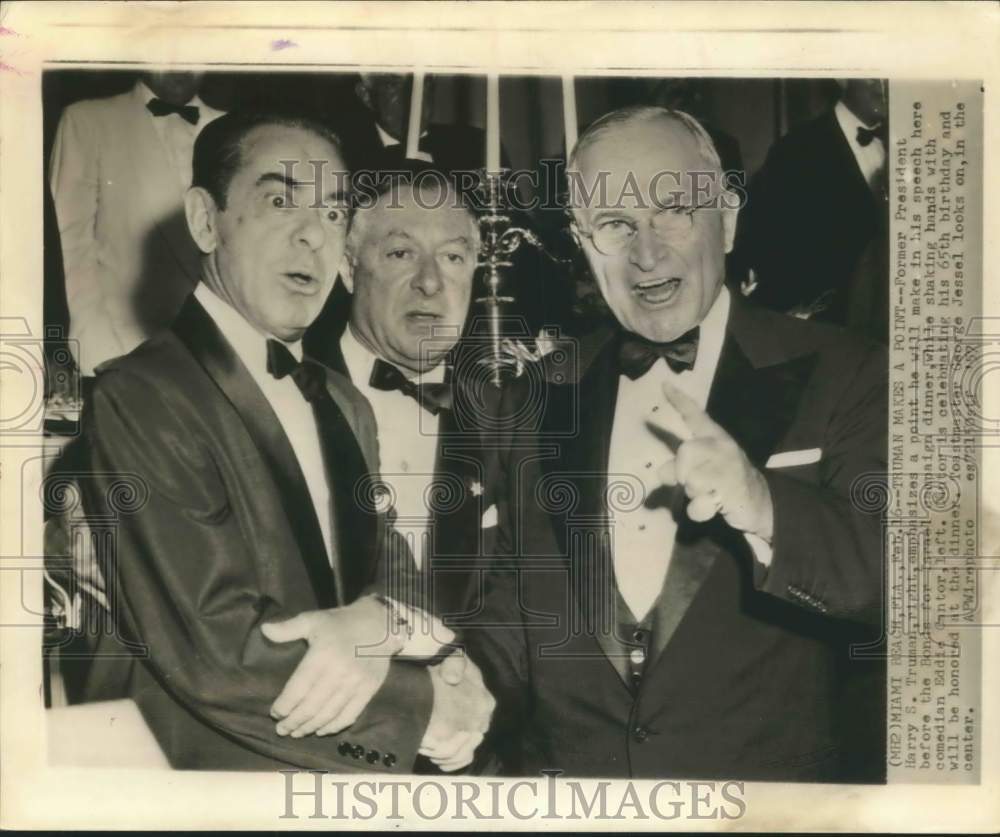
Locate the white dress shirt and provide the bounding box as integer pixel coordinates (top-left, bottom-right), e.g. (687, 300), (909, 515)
(375, 122), (434, 163)
(607, 287), (771, 621)
(138, 81), (224, 190)
(834, 100), (887, 188)
(194, 283), (334, 558)
(340, 327), (444, 570)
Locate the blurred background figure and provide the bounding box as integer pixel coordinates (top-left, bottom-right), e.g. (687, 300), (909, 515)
(337, 73), (500, 174)
(48, 71), (225, 377)
(733, 78), (889, 342)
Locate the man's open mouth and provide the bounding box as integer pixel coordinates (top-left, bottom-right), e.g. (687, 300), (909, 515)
(282, 272), (319, 292)
(632, 276), (682, 305)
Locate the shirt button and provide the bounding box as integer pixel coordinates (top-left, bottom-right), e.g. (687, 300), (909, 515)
(629, 648), (646, 665)
(633, 726), (649, 743)
(644, 461), (653, 469)
(633, 629), (645, 642)
(638, 524), (646, 531)
(651, 405), (660, 413)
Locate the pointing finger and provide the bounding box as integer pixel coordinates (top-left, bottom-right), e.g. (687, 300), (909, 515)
(660, 380), (721, 439)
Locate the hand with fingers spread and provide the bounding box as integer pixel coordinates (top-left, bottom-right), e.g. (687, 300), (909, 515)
(419, 652), (495, 773)
(655, 379), (774, 541)
(260, 595), (402, 739)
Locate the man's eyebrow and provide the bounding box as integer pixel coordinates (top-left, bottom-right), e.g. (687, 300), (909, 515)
(256, 174), (351, 201)
(591, 209), (633, 223)
(441, 235), (474, 248)
(255, 172), (297, 189)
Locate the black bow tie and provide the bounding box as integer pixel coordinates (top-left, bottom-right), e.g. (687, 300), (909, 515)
(146, 98), (200, 125)
(618, 328), (699, 380)
(266, 339), (328, 402)
(856, 123), (887, 147)
(369, 358), (452, 416)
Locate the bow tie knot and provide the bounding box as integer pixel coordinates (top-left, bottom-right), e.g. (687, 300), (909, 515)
(369, 358), (452, 415)
(618, 328), (699, 380)
(856, 123), (887, 147)
(146, 98), (200, 125)
(266, 339), (327, 402)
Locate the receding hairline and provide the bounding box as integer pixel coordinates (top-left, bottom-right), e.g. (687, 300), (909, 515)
(568, 105), (723, 175)
(346, 179), (480, 257)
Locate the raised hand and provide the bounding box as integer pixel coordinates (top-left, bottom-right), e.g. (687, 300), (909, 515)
(655, 380), (774, 540)
(419, 652), (495, 773)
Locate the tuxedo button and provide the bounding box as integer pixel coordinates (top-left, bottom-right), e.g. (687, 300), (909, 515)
(629, 648), (646, 666)
(632, 629), (645, 642)
(383, 752), (397, 768)
(338, 741), (351, 756)
(366, 749), (380, 765)
(633, 726), (649, 743)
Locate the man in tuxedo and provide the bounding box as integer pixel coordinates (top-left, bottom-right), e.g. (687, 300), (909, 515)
(304, 175), (498, 625)
(49, 72), (226, 375)
(80, 111), (493, 772)
(735, 79), (889, 339)
(470, 106), (887, 781)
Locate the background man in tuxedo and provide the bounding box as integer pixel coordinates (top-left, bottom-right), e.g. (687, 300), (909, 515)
(80, 111), (492, 772)
(734, 78), (889, 340)
(470, 106), (887, 781)
(49, 72), (226, 376)
(305, 176), (498, 625)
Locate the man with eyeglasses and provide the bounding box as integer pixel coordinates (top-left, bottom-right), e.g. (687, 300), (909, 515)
(468, 106), (887, 781)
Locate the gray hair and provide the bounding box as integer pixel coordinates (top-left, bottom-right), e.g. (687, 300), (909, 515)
(566, 105), (725, 209)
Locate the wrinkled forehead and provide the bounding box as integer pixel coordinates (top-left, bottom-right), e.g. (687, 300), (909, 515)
(362, 184), (478, 242)
(239, 125), (348, 191)
(572, 118), (712, 212)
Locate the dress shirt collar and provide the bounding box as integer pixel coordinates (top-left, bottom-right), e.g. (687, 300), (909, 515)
(692, 284), (731, 381)
(135, 80), (207, 114)
(375, 122), (428, 148)
(835, 100), (881, 151)
(194, 283), (303, 375)
(340, 325), (447, 387)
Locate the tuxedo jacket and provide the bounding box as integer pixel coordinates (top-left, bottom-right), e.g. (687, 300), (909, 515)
(49, 85), (223, 374)
(735, 110), (885, 323)
(301, 328), (501, 623)
(78, 296), (432, 771)
(468, 296), (888, 781)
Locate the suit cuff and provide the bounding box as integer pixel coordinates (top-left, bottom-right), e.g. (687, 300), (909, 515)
(744, 532), (774, 569)
(380, 595), (456, 658)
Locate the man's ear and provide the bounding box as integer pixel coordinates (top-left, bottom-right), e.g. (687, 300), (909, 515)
(721, 201), (740, 255)
(184, 186), (219, 254)
(338, 251), (355, 293)
(355, 75), (373, 110)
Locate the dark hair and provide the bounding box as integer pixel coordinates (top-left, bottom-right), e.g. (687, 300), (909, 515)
(191, 110), (344, 209)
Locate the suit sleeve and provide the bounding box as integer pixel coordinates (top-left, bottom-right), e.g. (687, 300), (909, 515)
(461, 403), (533, 773)
(83, 369), (432, 771)
(48, 105), (126, 375)
(755, 343), (888, 624)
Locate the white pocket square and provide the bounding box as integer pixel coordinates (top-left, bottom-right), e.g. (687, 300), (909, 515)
(766, 448), (822, 468)
(481, 504), (498, 529)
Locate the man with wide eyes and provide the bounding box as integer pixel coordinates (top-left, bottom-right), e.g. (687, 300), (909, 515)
(79, 111), (493, 772)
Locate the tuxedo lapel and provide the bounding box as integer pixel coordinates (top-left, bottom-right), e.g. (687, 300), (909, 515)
(646, 298), (819, 666)
(540, 329), (632, 687)
(429, 403), (488, 617)
(171, 296), (338, 607)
